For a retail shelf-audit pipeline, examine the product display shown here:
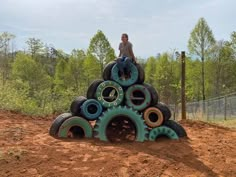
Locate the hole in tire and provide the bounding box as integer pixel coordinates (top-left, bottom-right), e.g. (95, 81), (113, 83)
(149, 112), (159, 122)
(68, 126), (85, 139)
(106, 116), (137, 143)
(155, 135), (170, 142)
(87, 104), (98, 114)
(102, 87), (118, 102)
(131, 90), (145, 105)
(118, 68), (131, 80)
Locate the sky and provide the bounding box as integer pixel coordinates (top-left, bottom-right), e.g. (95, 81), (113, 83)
(0, 0), (235, 58)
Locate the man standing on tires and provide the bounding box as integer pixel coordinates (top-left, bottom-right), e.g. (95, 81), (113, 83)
(117, 33), (137, 80)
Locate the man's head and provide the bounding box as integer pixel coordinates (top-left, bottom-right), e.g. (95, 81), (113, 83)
(121, 33), (128, 43)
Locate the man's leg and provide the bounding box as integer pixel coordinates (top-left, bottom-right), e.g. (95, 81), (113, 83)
(116, 57), (125, 77)
(124, 57), (133, 74)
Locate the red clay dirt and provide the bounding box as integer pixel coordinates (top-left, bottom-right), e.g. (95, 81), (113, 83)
(0, 110), (235, 177)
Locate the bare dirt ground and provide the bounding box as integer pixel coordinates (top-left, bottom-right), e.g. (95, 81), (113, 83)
(0, 110), (235, 177)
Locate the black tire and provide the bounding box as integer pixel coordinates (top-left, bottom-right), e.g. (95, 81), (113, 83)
(49, 113), (72, 137)
(87, 79), (103, 99)
(155, 102), (171, 121)
(143, 83), (159, 106)
(136, 64), (145, 84)
(103, 61), (116, 80)
(163, 120), (187, 137)
(70, 96), (87, 116)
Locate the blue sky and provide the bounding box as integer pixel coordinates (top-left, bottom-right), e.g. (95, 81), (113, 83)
(0, 0), (235, 58)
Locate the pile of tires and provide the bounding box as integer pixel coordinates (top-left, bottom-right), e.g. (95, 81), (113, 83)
(49, 60), (187, 142)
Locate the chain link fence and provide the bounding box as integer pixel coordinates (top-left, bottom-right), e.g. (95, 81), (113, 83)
(169, 93), (236, 121)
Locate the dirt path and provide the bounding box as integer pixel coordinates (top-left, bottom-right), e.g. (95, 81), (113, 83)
(0, 111), (235, 177)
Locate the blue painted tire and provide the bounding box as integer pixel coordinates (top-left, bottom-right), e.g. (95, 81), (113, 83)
(148, 126), (179, 141)
(81, 99), (103, 120)
(111, 62), (138, 87)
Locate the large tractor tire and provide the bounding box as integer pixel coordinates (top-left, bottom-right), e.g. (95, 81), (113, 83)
(96, 81), (124, 108)
(58, 116), (93, 138)
(143, 107), (164, 128)
(87, 79), (104, 99)
(81, 99), (103, 120)
(70, 96), (87, 116)
(163, 120), (187, 138)
(49, 113), (72, 137)
(94, 106), (148, 142)
(125, 84), (151, 111)
(148, 126), (179, 141)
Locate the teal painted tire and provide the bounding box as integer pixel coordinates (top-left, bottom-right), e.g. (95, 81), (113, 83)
(125, 84), (151, 111)
(49, 113), (72, 137)
(95, 81), (124, 108)
(111, 63), (138, 87)
(81, 99), (103, 120)
(149, 126), (179, 141)
(58, 116), (93, 138)
(94, 106), (148, 142)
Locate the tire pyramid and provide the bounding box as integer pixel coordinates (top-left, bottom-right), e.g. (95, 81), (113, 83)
(49, 61), (187, 142)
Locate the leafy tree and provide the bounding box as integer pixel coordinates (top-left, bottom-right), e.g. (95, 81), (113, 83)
(154, 53), (179, 104)
(145, 56), (156, 85)
(188, 17), (215, 101)
(207, 40), (235, 96)
(26, 38), (44, 59)
(12, 53), (51, 93)
(83, 54), (100, 86)
(88, 30), (115, 76)
(0, 32), (15, 85)
(186, 59), (202, 101)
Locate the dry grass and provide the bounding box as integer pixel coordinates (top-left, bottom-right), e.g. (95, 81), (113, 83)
(207, 119), (236, 129)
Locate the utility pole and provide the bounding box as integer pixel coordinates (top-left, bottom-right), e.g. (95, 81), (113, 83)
(181, 51), (186, 120)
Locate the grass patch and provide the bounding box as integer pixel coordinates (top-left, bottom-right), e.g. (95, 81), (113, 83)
(207, 119), (236, 129)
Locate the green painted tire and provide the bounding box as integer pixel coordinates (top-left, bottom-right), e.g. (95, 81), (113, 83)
(94, 106), (148, 142)
(49, 113), (72, 137)
(111, 63), (138, 87)
(58, 116), (93, 138)
(95, 81), (124, 108)
(125, 84), (151, 111)
(149, 126), (179, 141)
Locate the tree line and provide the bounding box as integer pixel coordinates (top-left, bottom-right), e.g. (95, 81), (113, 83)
(0, 18), (236, 115)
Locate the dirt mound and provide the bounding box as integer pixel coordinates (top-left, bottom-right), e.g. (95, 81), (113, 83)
(0, 111), (235, 177)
